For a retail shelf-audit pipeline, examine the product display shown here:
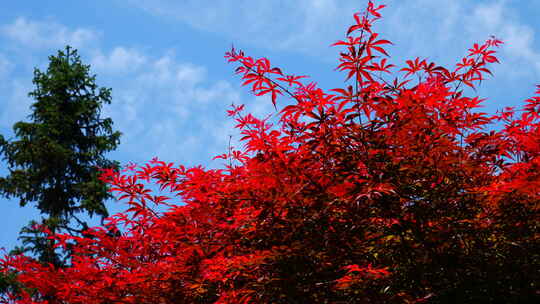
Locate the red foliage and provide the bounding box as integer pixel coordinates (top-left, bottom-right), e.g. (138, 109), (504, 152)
(2, 2), (538, 303)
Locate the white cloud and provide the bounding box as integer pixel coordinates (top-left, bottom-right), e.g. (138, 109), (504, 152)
(0, 54), (12, 78)
(463, 1), (540, 76)
(3, 1), (538, 165)
(1, 17), (99, 49)
(117, 0), (540, 159)
(91, 47), (147, 74)
(502, 23), (540, 71)
(0, 80), (33, 128)
(319, 0), (540, 78)
(126, 0), (357, 58)
(133, 55), (206, 89)
(277, 0), (342, 53)
(93, 51), (243, 163)
(0, 17), (245, 165)
(0, 17), (245, 164)
(472, 1), (504, 30)
(193, 80), (240, 104)
(126, 0), (540, 77)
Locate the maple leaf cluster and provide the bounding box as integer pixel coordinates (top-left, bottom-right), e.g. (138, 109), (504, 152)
(2, 2), (538, 303)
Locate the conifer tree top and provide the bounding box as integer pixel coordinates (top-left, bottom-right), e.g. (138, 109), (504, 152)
(0, 46), (121, 263)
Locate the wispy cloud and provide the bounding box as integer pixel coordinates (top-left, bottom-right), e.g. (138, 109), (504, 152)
(0, 18), (101, 130)
(1, 17), (99, 49)
(0, 54), (12, 78)
(3, 0), (539, 164)
(125, 0), (539, 79)
(0, 16), (246, 165)
(93, 50), (244, 163)
(90, 47), (147, 74)
(0, 80), (32, 128)
(468, 1), (540, 76)
(125, 0), (358, 58)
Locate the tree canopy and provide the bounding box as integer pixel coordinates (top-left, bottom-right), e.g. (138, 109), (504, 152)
(1, 2), (538, 303)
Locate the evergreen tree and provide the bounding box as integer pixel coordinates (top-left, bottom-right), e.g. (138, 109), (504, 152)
(0, 46), (121, 266)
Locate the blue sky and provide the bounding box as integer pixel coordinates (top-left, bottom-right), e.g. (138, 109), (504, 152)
(1, 0), (539, 251)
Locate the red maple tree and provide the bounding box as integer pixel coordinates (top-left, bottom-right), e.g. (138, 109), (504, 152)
(2, 2), (539, 303)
